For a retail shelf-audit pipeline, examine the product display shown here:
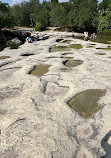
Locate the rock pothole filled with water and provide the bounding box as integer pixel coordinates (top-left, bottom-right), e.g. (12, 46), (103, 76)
(0, 56), (10, 60)
(21, 53), (34, 56)
(56, 38), (63, 42)
(96, 47), (111, 50)
(29, 65), (51, 77)
(61, 56), (73, 59)
(64, 60), (83, 67)
(68, 89), (106, 118)
(95, 52), (106, 55)
(62, 40), (72, 44)
(70, 44), (83, 49)
(62, 52), (73, 56)
(49, 46), (70, 52)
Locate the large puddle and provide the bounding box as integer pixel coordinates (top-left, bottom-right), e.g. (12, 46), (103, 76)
(70, 44), (82, 49)
(30, 65), (51, 77)
(64, 60), (83, 67)
(68, 89), (106, 118)
(0, 56), (10, 60)
(49, 46), (70, 52)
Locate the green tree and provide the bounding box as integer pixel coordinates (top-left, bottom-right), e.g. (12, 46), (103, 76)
(98, 3), (111, 32)
(50, 4), (66, 27)
(0, 2), (14, 30)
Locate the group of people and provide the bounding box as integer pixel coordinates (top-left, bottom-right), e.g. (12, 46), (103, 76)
(84, 31), (97, 40)
(90, 33), (97, 40)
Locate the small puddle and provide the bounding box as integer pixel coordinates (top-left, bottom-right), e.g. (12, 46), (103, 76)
(61, 57), (73, 59)
(56, 38), (63, 42)
(96, 48), (111, 50)
(64, 60), (83, 67)
(87, 46), (94, 48)
(29, 65), (51, 77)
(62, 40), (72, 44)
(70, 44), (83, 49)
(49, 46), (70, 52)
(0, 56), (10, 60)
(95, 52), (106, 55)
(63, 52), (73, 56)
(21, 53), (34, 56)
(68, 89), (106, 118)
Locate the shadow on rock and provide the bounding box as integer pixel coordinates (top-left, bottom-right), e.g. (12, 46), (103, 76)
(101, 130), (111, 158)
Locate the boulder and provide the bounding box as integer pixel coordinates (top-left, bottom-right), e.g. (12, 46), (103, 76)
(12, 37), (22, 45)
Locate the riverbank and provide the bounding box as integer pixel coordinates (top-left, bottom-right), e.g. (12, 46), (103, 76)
(0, 30), (111, 158)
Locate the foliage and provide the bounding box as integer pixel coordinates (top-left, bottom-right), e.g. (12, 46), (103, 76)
(1, 0), (111, 34)
(98, 3), (111, 32)
(50, 4), (66, 27)
(0, 2), (14, 30)
(6, 40), (20, 49)
(35, 22), (42, 31)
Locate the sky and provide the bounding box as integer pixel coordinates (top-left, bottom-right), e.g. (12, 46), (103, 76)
(1, 0), (103, 6)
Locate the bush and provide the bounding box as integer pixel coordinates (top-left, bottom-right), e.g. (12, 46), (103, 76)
(35, 22), (42, 31)
(102, 29), (111, 36)
(6, 40), (20, 49)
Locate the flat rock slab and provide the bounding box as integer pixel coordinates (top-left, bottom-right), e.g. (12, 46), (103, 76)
(44, 82), (69, 97)
(0, 68), (20, 81)
(0, 89), (20, 100)
(0, 30), (111, 158)
(0, 149), (18, 158)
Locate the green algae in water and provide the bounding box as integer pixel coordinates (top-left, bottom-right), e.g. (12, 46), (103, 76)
(30, 65), (51, 77)
(50, 46), (70, 52)
(68, 89), (106, 119)
(70, 44), (83, 49)
(61, 57), (73, 59)
(0, 56), (10, 60)
(64, 60), (83, 67)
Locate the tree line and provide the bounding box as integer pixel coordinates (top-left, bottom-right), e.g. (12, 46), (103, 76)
(0, 0), (111, 33)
